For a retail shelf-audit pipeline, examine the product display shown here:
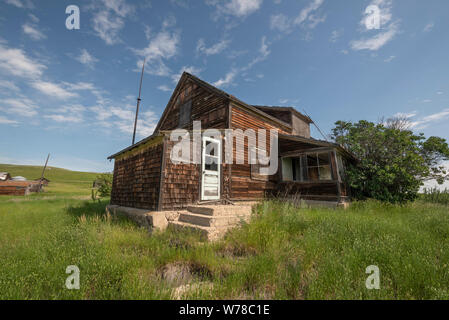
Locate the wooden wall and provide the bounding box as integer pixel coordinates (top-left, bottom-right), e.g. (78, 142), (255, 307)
(110, 142), (163, 210)
(229, 105), (288, 200)
(159, 79), (229, 131)
(160, 139), (200, 210)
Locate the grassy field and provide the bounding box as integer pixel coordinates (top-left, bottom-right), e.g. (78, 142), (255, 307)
(1, 164), (449, 299)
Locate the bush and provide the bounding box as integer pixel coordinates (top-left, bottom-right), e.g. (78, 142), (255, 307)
(91, 173), (113, 202)
(420, 188), (449, 205)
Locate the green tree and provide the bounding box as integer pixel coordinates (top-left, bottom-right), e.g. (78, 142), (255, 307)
(91, 173), (113, 202)
(331, 118), (449, 203)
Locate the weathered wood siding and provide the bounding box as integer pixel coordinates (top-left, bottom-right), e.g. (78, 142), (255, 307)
(159, 79), (229, 131)
(110, 142), (163, 210)
(159, 139), (200, 210)
(229, 105), (289, 200)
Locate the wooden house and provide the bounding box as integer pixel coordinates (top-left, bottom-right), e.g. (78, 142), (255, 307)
(108, 72), (355, 211)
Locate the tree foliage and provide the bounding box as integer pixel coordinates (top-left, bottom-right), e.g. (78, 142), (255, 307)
(331, 119), (449, 203)
(91, 173), (113, 202)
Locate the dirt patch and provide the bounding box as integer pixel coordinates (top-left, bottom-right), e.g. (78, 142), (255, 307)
(161, 261), (213, 287)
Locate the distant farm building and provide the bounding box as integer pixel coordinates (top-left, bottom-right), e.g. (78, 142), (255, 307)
(0, 172), (11, 181)
(0, 180), (41, 196)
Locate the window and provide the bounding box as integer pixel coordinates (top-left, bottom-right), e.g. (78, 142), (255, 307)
(179, 100), (191, 128)
(282, 151), (334, 182)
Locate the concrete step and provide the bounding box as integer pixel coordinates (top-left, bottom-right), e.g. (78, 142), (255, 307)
(168, 221), (227, 241)
(178, 211), (251, 227)
(187, 205), (253, 217)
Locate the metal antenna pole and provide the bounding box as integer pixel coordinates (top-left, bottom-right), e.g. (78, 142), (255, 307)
(132, 58), (146, 145)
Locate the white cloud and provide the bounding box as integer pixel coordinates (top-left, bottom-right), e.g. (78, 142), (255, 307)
(225, 0), (263, 17)
(0, 115), (19, 125)
(270, 14), (291, 33)
(384, 55), (395, 62)
(213, 68), (238, 87)
(351, 0), (399, 51)
(135, 18), (180, 77)
(76, 49), (98, 68)
(22, 23), (46, 40)
(206, 0), (263, 19)
(157, 85), (173, 92)
(91, 103), (158, 138)
(404, 109), (449, 129)
(0, 44), (46, 78)
(5, 0), (33, 8)
(196, 38), (231, 56)
(0, 98), (38, 117)
(44, 104), (86, 123)
(0, 80), (19, 91)
(294, 0), (324, 26)
(330, 29), (343, 43)
(270, 0), (325, 35)
(437, 91), (443, 95)
(91, 0), (135, 45)
(351, 21), (399, 51)
(171, 66), (202, 83)
(31, 80), (77, 99)
(423, 22), (434, 32)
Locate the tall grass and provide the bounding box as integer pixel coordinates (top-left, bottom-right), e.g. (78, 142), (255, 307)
(1, 194), (449, 300)
(421, 188), (449, 205)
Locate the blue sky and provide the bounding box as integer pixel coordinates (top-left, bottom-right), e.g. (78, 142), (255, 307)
(0, 0), (448, 174)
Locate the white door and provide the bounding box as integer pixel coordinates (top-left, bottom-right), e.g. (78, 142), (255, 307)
(201, 136), (221, 200)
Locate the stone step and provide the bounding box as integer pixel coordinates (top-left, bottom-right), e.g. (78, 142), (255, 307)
(187, 205), (253, 217)
(178, 211), (251, 227)
(168, 221), (227, 241)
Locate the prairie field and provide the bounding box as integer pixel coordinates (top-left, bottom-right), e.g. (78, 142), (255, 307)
(1, 164), (449, 300)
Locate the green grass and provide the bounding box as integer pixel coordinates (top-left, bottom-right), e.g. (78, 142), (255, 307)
(420, 188), (449, 206)
(1, 164), (449, 299)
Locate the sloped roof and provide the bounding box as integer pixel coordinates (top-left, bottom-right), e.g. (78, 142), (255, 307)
(252, 105), (313, 124)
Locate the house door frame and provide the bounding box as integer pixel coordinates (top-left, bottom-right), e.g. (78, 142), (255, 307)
(201, 136), (221, 201)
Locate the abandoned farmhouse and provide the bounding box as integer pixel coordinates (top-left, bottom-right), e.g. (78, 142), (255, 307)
(108, 72), (355, 215)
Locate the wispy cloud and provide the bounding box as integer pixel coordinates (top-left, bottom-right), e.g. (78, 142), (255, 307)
(91, 0), (135, 45)
(0, 80), (19, 91)
(207, 0), (263, 18)
(423, 22), (434, 32)
(0, 97), (39, 117)
(76, 49), (98, 68)
(134, 17), (180, 77)
(398, 109), (449, 129)
(213, 68), (238, 87)
(5, 0), (33, 9)
(31, 81), (82, 100)
(171, 66), (202, 83)
(196, 38), (231, 56)
(270, 0), (326, 35)
(22, 23), (46, 40)
(0, 115), (19, 125)
(44, 104), (86, 123)
(384, 55), (395, 62)
(0, 43), (46, 78)
(330, 29), (343, 43)
(351, 0), (399, 51)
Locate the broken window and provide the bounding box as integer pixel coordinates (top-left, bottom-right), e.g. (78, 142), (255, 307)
(179, 100), (191, 128)
(282, 151), (334, 182)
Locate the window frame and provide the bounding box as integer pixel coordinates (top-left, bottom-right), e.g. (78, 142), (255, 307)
(280, 150), (336, 183)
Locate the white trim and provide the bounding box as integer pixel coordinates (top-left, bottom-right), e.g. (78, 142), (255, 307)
(201, 136), (221, 200)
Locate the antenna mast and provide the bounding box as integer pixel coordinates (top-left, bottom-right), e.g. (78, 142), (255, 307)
(39, 153), (50, 193)
(132, 58), (146, 145)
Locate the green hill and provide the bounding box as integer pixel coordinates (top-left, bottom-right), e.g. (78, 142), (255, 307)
(0, 164), (102, 196)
